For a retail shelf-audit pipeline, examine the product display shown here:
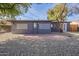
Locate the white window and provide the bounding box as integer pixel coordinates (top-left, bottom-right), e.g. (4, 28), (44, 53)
(16, 24), (27, 29)
(34, 23), (37, 28)
(39, 23), (50, 29)
(63, 23), (67, 32)
(51, 24), (53, 27)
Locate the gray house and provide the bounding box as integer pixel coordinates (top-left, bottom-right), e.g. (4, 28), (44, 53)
(8, 20), (70, 34)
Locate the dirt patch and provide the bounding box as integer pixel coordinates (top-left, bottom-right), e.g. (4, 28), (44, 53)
(0, 32), (79, 56)
(0, 32), (72, 41)
(0, 32), (20, 42)
(17, 34), (70, 41)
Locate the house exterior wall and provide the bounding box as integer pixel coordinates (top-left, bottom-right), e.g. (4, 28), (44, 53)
(12, 23), (26, 34)
(51, 23), (61, 32)
(51, 22), (70, 32)
(11, 21), (51, 34)
(11, 20), (70, 34)
(62, 22), (70, 32)
(11, 22), (33, 34)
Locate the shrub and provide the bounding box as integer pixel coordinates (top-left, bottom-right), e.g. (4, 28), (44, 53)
(0, 25), (11, 32)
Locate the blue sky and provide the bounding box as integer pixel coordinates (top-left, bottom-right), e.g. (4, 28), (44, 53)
(16, 3), (79, 21)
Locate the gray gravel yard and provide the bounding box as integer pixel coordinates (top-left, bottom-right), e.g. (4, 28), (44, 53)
(0, 32), (79, 56)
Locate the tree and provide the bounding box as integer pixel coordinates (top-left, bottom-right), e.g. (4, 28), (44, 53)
(0, 3), (31, 31)
(48, 3), (79, 32)
(48, 3), (79, 22)
(48, 3), (68, 31)
(48, 3), (68, 22)
(0, 3), (31, 20)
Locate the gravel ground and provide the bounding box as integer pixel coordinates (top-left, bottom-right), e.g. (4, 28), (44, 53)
(0, 32), (79, 56)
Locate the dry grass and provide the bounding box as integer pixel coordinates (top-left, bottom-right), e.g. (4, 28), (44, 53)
(0, 32), (20, 41)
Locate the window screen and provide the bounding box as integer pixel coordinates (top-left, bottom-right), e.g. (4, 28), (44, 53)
(39, 23), (50, 29)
